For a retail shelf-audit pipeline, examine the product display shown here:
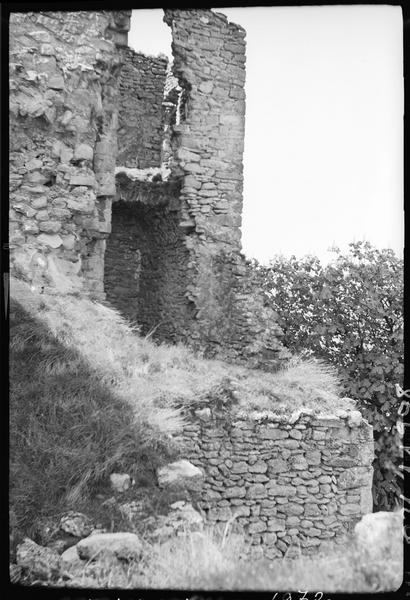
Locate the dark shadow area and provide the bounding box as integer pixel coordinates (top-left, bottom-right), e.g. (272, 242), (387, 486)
(9, 297), (174, 547)
(104, 177), (195, 343)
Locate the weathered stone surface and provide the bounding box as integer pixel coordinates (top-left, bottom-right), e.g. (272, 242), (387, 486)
(157, 459), (204, 491)
(268, 458), (288, 472)
(9, 9), (126, 299)
(354, 510), (403, 559)
(267, 484), (296, 497)
(16, 538), (61, 579)
(338, 467), (372, 490)
(76, 532), (143, 561)
(59, 512), (93, 538)
(110, 472), (131, 493)
(260, 428), (289, 440)
(181, 410), (373, 560)
(280, 503), (304, 516)
(60, 545), (84, 569)
(74, 143), (94, 161)
(246, 484), (267, 499)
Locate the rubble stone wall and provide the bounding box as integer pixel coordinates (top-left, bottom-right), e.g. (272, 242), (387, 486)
(104, 175), (194, 340)
(9, 10), (131, 298)
(182, 407), (374, 559)
(117, 48), (168, 169)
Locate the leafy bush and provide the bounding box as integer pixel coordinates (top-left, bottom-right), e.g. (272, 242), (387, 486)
(252, 241), (404, 510)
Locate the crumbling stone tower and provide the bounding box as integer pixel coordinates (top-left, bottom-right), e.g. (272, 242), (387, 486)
(9, 8), (288, 369)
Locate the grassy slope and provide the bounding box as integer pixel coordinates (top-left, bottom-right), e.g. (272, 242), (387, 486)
(10, 277), (352, 532)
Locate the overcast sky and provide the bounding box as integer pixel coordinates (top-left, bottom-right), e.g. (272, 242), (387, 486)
(128, 6), (403, 263)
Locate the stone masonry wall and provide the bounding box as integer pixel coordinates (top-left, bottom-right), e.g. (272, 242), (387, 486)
(10, 8), (290, 368)
(159, 9), (288, 368)
(104, 174), (195, 339)
(117, 48), (168, 169)
(9, 10), (131, 298)
(181, 406), (374, 559)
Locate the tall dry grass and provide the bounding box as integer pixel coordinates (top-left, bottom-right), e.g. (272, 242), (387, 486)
(52, 522), (403, 592)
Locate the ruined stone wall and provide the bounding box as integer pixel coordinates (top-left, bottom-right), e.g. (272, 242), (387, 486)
(158, 9), (288, 368)
(181, 407), (373, 559)
(117, 48), (168, 169)
(10, 8), (289, 369)
(9, 10), (130, 298)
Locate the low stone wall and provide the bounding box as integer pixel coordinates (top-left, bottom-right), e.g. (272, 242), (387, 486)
(181, 407), (374, 559)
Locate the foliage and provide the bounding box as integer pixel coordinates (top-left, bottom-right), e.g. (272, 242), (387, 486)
(252, 241), (404, 510)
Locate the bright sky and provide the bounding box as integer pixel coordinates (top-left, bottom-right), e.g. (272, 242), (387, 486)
(128, 6), (403, 264)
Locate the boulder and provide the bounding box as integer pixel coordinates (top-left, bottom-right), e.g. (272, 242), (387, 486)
(157, 459), (204, 492)
(110, 472), (131, 493)
(59, 511), (93, 538)
(76, 532), (143, 561)
(60, 545), (84, 569)
(16, 538), (61, 579)
(354, 510), (403, 559)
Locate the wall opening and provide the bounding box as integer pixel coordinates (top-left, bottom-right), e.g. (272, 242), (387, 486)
(103, 9), (193, 340)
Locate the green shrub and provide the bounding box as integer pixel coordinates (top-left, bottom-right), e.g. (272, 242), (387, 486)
(252, 241), (404, 509)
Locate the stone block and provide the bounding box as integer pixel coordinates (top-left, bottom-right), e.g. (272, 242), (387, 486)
(232, 505), (250, 517)
(232, 461), (248, 474)
(110, 473), (131, 493)
(70, 175), (96, 187)
(268, 458), (288, 473)
(338, 467), (372, 490)
(16, 538), (61, 580)
(305, 450), (321, 465)
(267, 518), (286, 532)
(248, 520), (267, 534)
(157, 459), (204, 492)
(59, 511), (93, 538)
(267, 484), (296, 497)
(339, 503), (361, 516)
(279, 503), (304, 516)
(37, 233), (63, 248)
(38, 221), (62, 234)
(223, 486), (246, 499)
(74, 143), (94, 161)
(291, 456), (309, 470)
(246, 484), (267, 499)
(76, 532), (143, 561)
(47, 74), (65, 89)
(259, 428), (289, 440)
(304, 504), (321, 517)
(248, 461), (267, 474)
